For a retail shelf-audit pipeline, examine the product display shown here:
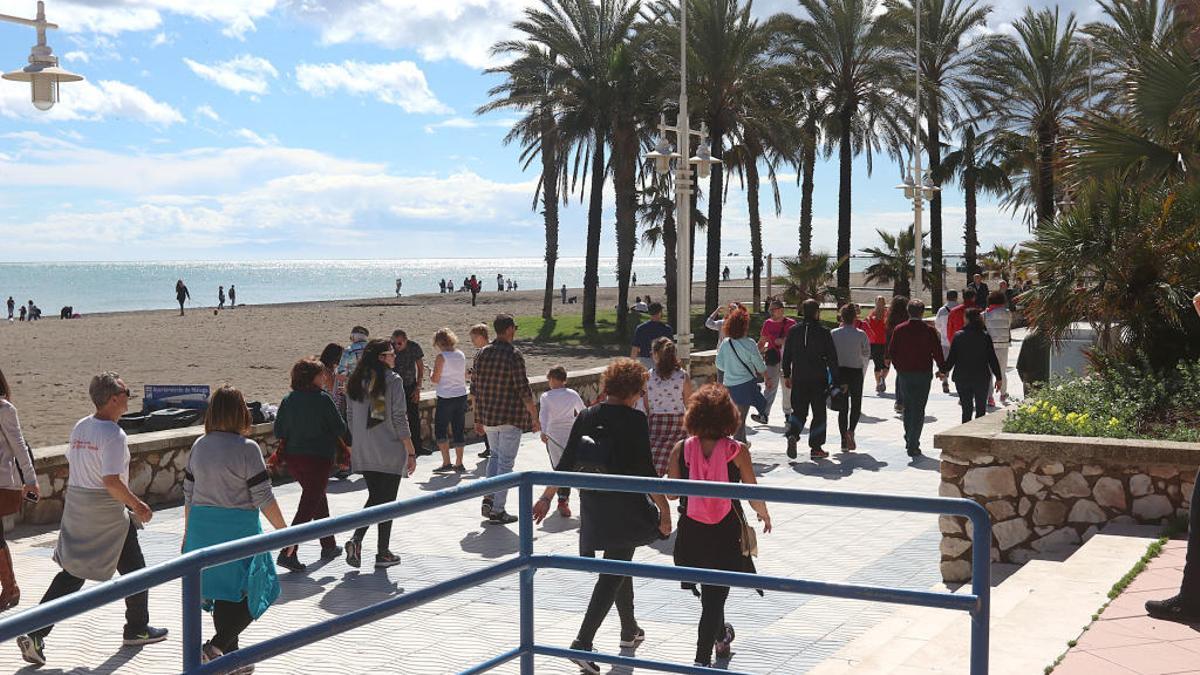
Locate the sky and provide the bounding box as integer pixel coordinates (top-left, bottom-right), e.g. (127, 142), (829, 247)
(0, 0), (1104, 262)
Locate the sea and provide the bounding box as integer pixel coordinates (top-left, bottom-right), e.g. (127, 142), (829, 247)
(0, 254), (966, 315)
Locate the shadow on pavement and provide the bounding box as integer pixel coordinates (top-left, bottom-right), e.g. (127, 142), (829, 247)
(319, 571), (402, 616)
(460, 524), (519, 558)
(907, 455), (940, 472)
(789, 453), (888, 480)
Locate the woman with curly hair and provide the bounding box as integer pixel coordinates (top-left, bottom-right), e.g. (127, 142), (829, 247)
(715, 306), (770, 444)
(668, 384), (771, 668)
(532, 358), (672, 674)
(644, 337), (691, 475)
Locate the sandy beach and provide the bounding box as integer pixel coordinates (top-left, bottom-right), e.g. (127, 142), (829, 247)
(0, 273), (896, 447)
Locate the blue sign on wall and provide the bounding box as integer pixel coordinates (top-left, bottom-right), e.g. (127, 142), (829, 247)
(142, 385), (210, 412)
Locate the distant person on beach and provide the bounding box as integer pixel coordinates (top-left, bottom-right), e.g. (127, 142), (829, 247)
(447, 279), (455, 293)
(469, 275), (480, 307)
(506, 279), (513, 292)
(631, 303), (673, 370)
(633, 296), (648, 313)
(228, 285), (235, 308)
(561, 284), (567, 304)
(175, 280), (190, 316)
(746, 265), (752, 280)
(497, 274), (504, 292)
(722, 266), (730, 282)
(439, 279), (446, 294)
(632, 272), (637, 286)
(395, 278), (402, 297)
(5, 297), (12, 320)
(218, 286), (226, 310)
(473, 314), (539, 524)
(17, 305), (25, 322)
(18, 372), (169, 667)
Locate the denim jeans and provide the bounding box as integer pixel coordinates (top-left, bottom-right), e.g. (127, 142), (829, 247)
(763, 363), (792, 417)
(896, 371), (933, 451)
(956, 377), (989, 423)
(434, 395), (468, 445)
(485, 424), (523, 514)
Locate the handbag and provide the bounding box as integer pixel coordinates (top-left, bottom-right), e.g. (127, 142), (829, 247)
(0, 415), (34, 516)
(734, 503), (759, 557)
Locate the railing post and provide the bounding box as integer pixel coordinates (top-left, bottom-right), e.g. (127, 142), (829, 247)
(518, 479), (534, 674)
(969, 510), (991, 675)
(182, 569), (202, 672)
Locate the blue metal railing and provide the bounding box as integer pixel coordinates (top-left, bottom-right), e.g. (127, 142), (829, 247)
(0, 472), (991, 674)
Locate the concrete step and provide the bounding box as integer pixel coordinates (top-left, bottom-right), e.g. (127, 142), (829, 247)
(810, 528), (1158, 674)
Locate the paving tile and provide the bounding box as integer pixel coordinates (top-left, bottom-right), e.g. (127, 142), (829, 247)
(1053, 651), (1140, 675)
(1087, 643), (1200, 675)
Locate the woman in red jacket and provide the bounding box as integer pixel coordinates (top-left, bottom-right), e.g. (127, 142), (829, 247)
(864, 296), (889, 394)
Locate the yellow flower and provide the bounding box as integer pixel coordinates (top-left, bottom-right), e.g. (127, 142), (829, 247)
(1066, 412), (1078, 422)
(1053, 413), (1064, 422)
(1108, 417), (1120, 427)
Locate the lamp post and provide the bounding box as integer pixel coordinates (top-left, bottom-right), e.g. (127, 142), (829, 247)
(895, 0), (937, 301)
(645, 0), (719, 362)
(0, 1), (82, 111)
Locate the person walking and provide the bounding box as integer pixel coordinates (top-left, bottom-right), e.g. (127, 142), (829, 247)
(0, 368), (39, 611)
(886, 300), (945, 457)
(182, 386), (289, 666)
(272, 358), (347, 571)
(982, 290), (1013, 406)
(946, 288), (974, 347)
(439, 278), (446, 294)
(218, 286), (226, 311)
(467, 323), (493, 460)
(497, 273), (504, 293)
(781, 299), (840, 460)
(335, 326), (370, 420)
(939, 308), (1003, 423)
(667, 384), (771, 669)
(395, 278), (402, 297)
(430, 328), (469, 473)
(344, 339), (416, 570)
(706, 304), (733, 383)
(755, 300), (795, 425)
(864, 296), (889, 394)
(968, 273), (989, 309)
(537, 366), (585, 517)
(17, 373), (168, 666)
(317, 343), (351, 479)
(228, 285), (236, 309)
(391, 329), (429, 456)
(645, 337), (691, 476)
(934, 290), (960, 393)
(561, 284), (568, 304)
(469, 275), (480, 306)
(175, 279), (191, 316)
(631, 302), (673, 370)
(884, 295), (910, 412)
(532, 358), (672, 674)
(716, 307), (770, 446)
(5, 297), (12, 320)
(473, 314), (539, 524)
(831, 304), (871, 451)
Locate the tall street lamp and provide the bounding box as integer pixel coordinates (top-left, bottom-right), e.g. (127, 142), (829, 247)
(0, 1), (82, 111)
(645, 0), (719, 362)
(896, 0), (937, 300)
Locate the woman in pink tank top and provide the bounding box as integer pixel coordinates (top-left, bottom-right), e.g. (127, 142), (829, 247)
(668, 384), (772, 669)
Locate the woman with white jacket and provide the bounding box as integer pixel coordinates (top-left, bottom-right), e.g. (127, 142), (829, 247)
(0, 368), (40, 610)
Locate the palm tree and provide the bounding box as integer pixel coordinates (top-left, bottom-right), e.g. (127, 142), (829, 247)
(975, 7), (1091, 228)
(793, 0), (908, 296)
(769, 40), (827, 258)
(640, 175), (680, 328)
(935, 123), (1011, 284)
(980, 243), (1021, 281)
(861, 226), (932, 298)
(885, 0), (992, 308)
(775, 251), (847, 304)
(478, 45), (565, 320)
(514, 0), (638, 329)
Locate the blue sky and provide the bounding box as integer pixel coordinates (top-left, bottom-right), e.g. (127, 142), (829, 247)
(0, 0), (1102, 262)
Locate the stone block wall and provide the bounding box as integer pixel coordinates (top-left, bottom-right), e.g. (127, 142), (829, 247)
(935, 414), (1198, 582)
(7, 350), (718, 527)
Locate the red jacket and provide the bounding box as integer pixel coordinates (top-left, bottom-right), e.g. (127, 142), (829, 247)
(885, 319), (946, 373)
(863, 315), (887, 345)
(946, 303), (968, 344)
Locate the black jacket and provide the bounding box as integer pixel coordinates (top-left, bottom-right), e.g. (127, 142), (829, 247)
(781, 319), (840, 385)
(943, 325), (1002, 384)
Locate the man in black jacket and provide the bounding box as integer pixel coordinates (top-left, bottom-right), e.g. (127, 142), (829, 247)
(781, 299), (840, 460)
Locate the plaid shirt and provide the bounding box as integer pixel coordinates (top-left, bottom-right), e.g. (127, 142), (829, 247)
(471, 340), (534, 427)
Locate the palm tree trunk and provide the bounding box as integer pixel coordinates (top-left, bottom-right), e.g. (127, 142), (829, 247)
(540, 106), (559, 321)
(1036, 125), (1056, 228)
(663, 207), (679, 331)
(583, 128), (605, 328)
(705, 123), (725, 315)
(964, 170), (978, 286)
(926, 109), (944, 308)
(613, 119), (638, 338)
(799, 119), (816, 257)
(836, 107), (853, 296)
(747, 156), (763, 311)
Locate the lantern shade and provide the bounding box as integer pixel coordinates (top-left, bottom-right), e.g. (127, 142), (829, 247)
(3, 63), (83, 83)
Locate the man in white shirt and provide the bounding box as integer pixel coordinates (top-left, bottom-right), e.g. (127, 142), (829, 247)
(538, 367), (585, 518)
(934, 290), (960, 393)
(19, 373), (168, 667)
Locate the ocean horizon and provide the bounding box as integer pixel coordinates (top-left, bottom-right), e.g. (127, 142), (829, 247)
(0, 254), (967, 315)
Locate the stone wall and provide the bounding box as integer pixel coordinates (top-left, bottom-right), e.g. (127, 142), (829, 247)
(934, 414), (1198, 582)
(6, 350), (718, 527)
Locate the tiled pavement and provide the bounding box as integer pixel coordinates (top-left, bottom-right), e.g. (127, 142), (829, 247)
(1052, 539), (1200, 675)
(0, 346), (1028, 674)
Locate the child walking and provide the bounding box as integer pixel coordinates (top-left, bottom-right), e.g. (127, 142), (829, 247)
(538, 366), (585, 518)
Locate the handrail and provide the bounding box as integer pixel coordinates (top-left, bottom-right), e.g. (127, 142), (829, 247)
(0, 471), (991, 675)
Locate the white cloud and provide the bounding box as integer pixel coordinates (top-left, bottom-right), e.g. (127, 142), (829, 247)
(63, 51), (90, 63)
(234, 128), (277, 146)
(0, 78), (183, 125)
(294, 61), (451, 114)
(423, 116), (518, 134)
(151, 32), (170, 47)
(32, 0), (280, 39)
(184, 54), (278, 96)
(194, 104), (220, 122)
(286, 0), (532, 69)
